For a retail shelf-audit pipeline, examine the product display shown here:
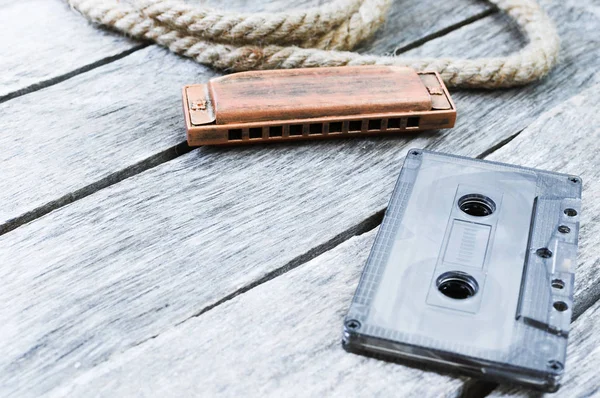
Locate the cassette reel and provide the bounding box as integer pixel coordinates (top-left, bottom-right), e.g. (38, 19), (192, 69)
(343, 149), (581, 392)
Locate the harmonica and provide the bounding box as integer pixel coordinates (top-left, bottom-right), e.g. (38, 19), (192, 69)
(182, 66), (456, 146)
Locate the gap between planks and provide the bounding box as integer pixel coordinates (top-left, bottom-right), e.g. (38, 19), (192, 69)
(0, 44), (149, 105)
(2, 0), (596, 394)
(0, 3), (492, 236)
(55, 131), (522, 398)
(49, 80), (600, 398)
(70, 125), (527, 398)
(0, 141), (191, 236)
(389, 7), (497, 55)
(128, 133), (524, 345)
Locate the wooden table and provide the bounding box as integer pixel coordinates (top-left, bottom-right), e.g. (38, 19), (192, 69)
(1, 0), (598, 396)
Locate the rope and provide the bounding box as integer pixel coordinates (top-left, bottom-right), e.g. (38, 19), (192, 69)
(66, 0), (560, 88)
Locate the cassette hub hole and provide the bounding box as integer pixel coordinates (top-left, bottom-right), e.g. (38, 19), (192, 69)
(458, 194), (496, 217)
(436, 272), (479, 300)
(553, 301), (568, 312)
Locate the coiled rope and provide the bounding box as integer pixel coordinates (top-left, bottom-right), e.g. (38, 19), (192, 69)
(66, 0), (560, 88)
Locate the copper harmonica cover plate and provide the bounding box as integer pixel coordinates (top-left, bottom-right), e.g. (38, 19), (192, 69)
(209, 66), (431, 124)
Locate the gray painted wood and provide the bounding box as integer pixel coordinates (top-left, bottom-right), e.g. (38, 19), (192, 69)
(484, 84), (600, 320)
(0, 0), (331, 102)
(0, 0), (137, 100)
(46, 230), (469, 398)
(0, 46), (218, 226)
(45, 81), (600, 398)
(482, 84), (600, 397)
(489, 301), (600, 398)
(358, 0), (491, 54)
(0, 0), (488, 229)
(0, 0), (598, 396)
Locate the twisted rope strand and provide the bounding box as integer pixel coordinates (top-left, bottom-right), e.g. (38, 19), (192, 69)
(135, 0), (367, 48)
(136, 0), (392, 51)
(66, 0), (560, 88)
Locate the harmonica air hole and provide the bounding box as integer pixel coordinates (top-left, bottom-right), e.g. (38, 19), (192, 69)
(348, 120), (362, 132)
(368, 119), (382, 131)
(309, 123), (323, 135)
(269, 126), (283, 137)
(553, 301), (568, 312)
(289, 125), (303, 136)
(228, 129), (242, 141)
(388, 118), (401, 129)
(551, 279), (565, 289)
(564, 208), (577, 217)
(329, 122), (343, 133)
(249, 127), (262, 139)
(436, 271), (479, 300)
(406, 116), (420, 128)
(458, 194), (496, 217)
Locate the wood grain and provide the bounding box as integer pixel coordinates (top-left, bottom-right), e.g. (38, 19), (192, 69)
(489, 301), (600, 398)
(357, 0), (491, 54)
(478, 84), (600, 397)
(0, 0), (598, 396)
(484, 84), (600, 320)
(46, 80), (600, 398)
(0, 46), (218, 227)
(0, 0), (488, 230)
(0, 0), (137, 101)
(46, 229), (468, 398)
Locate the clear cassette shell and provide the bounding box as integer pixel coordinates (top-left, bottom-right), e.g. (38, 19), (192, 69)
(343, 149), (582, 392)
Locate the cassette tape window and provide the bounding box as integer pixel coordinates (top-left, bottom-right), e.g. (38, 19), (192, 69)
(343, 149), (582, 393)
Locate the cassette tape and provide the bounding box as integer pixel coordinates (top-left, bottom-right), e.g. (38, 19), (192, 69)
(342, 149), (582, 392)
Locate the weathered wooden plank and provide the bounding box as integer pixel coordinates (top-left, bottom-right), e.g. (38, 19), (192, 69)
(476, 84), (600, 398)
(484, 84), (600, 320)
(0, 0), (138, 101)
(0, 0), (598, 396)
(0, 0), (488, 230)
(0, 46), (218, 228)
(46, 229), (468, 398)
(489, 301), (600, 398)
(403, 0), (600, 156)
(46, 80), (600, 398)
(358, 0), (491, 54)
(452, 80), (600, 397)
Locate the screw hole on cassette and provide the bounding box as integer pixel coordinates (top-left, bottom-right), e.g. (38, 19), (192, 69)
(569, 177), (580, 183)
(345, 319), (361, 331)
(436, 271), (479, 300)
(547, 360), (564, 372)
(410, 150), (421, 156)
(553, 301), (569, 312)
(558, 225), (571, 234)
(536, 248), (553, 258)
(458, 194), (496, 217)
(551, 279), (565, 289)
(564, 208), (578, 217)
